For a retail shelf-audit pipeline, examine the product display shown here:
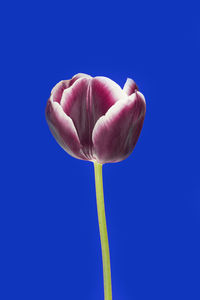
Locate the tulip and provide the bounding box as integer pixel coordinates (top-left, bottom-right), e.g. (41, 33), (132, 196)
(45, 73), (146, 300)
(45, 73), (146, 164)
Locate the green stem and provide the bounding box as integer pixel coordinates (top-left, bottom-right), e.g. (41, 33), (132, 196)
(94, 162), (112, 300)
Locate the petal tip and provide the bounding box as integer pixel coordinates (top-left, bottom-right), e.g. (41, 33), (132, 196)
(123, 78), (138, 95)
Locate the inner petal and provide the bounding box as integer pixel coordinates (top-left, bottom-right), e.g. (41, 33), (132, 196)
(90, 77), (127, 126)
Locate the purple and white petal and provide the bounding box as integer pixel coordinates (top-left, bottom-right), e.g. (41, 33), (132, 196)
(92, 92), (146, 164)
(60, 77), (92, 158)
(123, 78), (138, 96)
(90, 76), (127, 125)
(45, 100), (86, 160)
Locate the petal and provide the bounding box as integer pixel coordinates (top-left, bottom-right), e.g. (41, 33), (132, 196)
(123, 78), (138, 96)
(45, 100), (86, 160)
(92, 92), (146, 164)
(91, 76), (127, 124)
(60, 77), (92, 158)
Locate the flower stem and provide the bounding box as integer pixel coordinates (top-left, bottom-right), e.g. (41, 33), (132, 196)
(94, 162), (112, 300)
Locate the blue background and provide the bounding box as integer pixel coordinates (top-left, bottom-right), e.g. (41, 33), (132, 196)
(1, 0), (200, 299)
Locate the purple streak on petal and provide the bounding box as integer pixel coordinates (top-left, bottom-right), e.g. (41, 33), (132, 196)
(92, 92), (146, 164)
(123, 78), (138, 96)
(45, 100), (87, 160)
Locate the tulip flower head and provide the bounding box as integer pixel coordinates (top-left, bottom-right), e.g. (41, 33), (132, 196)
(46, 73), (146, 164)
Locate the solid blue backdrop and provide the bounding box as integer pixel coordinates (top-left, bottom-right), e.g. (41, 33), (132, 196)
(1, 0), (200, 299)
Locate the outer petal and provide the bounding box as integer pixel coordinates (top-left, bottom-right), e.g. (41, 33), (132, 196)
(123, 78), (138, 96)
(92, 92), (146, 164)
(45, 100), (86, 160)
